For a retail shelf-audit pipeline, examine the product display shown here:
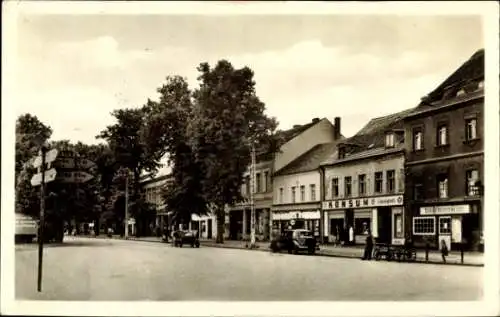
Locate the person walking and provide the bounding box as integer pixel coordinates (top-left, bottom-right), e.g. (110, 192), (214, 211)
(362, 230), (374, 260)
(440, 239), (449, 263)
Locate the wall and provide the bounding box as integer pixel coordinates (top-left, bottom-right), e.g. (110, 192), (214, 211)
(274, 119), (336, 173)
(323, 153), (405, 200)
(273, 170), (321, 205)
(404, 100), (483, 163)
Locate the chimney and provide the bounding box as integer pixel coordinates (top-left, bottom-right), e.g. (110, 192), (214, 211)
(334, 117), (341, 140)
(312, 118), (320, 124)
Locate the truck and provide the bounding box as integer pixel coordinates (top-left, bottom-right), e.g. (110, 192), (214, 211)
(15, 213), (38, 243)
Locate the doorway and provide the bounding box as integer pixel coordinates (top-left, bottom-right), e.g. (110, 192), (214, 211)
(377, 207), (392, 244)
(207, 219), (212, 239)
(438, 216), (452, 251)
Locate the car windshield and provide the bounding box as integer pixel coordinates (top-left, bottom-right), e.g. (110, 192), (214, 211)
(294, 230), (312, 238)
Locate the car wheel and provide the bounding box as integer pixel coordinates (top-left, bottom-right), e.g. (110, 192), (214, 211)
(196, 243), (200, 248)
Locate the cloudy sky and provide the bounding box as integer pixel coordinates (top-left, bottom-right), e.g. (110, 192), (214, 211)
(16, 13), (483, 147)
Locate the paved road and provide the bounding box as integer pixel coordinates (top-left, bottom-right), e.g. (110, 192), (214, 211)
(15, 237), (483, 301)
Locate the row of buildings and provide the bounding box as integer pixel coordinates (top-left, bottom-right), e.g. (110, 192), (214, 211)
(139, 49), (485, 251)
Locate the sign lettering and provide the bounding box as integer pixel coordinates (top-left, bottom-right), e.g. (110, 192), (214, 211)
(322, 195), (403, 210)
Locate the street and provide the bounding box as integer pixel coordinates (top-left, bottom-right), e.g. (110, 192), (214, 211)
(16, 237), (483, 301)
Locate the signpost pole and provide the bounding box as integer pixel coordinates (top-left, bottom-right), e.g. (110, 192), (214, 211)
(37, 146), (47, 292)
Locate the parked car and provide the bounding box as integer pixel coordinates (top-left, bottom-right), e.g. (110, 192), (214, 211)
(270, 229), (318, 255)
(172, 230), (200, 248)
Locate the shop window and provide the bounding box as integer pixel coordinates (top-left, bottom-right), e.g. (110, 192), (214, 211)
(465, 118), (477, 141)
(310, 184), (316, 201)
(279, 187), (284, 203)
(256, 173), (261, 193)
(439, 217), (451, 234)
(354, 218), (371, 235)
(300, 185), (305, 202)
(413, 216), (435, 235)
(291, 186), (296, 203)
(413, 130), (423, 151)
(394, 213), (403, 238)
(437, 174), (449, 198)
(332, 178), (339, 198)
(466, 169), (480, 196)
(386, 170), (395, 193)
(344, 176), (352, 197)
(437, 125), (448, 146)
(375, 172), (383, 193)
(358, 174), (366, 196)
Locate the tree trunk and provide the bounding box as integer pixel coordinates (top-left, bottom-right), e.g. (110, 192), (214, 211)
(216, 206), (225, 244)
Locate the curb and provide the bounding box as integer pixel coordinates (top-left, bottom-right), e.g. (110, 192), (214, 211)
(86, 236), (484, 267)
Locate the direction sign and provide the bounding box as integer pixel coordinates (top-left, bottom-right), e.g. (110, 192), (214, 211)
(58, 171), (94, 183)
(30, 168), (57, 186)
(54, 157), (96, 169)
(33, 149), (58, 168)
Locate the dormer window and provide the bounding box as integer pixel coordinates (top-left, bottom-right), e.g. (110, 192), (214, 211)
(456, 89), (466, 97)
(478, 80), (484, 90)
(338, 146), (346, 159)
(385, 133), (395, 148)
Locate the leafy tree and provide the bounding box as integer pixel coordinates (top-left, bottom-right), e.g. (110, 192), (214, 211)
(143, 76), (208, 229)
(15, 114), (52, 184)
(188, 60), (278, 243)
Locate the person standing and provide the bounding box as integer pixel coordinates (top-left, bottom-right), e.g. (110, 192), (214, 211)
(440, 239), (449, 263)
(349, 225), (354, 245)
(362, 230), (374, 260)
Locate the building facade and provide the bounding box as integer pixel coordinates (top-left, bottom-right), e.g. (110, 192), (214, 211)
(404, 49), (484, 251)
(320, 110), (410, 245)
(142, 174), (173, 235)
(271, 118), (342, 238)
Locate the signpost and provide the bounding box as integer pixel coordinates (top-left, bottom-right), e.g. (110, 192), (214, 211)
(30, 146), (58, 292)
(29, 148), (95, 292)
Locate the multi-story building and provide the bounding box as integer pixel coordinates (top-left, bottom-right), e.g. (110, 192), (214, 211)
(271, 117), (342, 238)
(320, 110), (411, 245)
(142, 173), (173, 234)
(404, 49), (484, 251)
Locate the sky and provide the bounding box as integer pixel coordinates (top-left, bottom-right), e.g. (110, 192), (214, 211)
(15, 12), (483, 174)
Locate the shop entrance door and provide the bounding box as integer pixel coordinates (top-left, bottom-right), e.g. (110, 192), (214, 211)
(438, 216), (452, 251)
(207, 219), (212, 239)
(377, 207), (392, 244)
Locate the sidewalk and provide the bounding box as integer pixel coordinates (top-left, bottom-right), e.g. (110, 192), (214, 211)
(89, 234), (483, 267)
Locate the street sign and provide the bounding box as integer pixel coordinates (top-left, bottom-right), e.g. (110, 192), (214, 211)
(54, 157), (96, 169)
(33, 149), (58, 168)
(57, 171), (94, 183)
(30, 168), (57, 186)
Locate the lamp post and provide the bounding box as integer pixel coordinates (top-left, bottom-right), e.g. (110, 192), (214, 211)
(249, 142), (256, 249)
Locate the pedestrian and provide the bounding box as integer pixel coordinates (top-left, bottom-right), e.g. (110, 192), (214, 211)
(335, 225), (341, 247)
(362, 230), (374, 260)
(440, 239), (449, 263)
(349, 225), (354, 246)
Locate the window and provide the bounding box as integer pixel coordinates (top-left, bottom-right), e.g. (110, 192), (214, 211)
(437, 125), (448, 146)
(332, 178), (339, 198)
(386, 170), (395, 193)
(338, 147), (346, 159)
(439, 217), (451, 234)
(414, 183), (424, 201)
(358, 174), (366, 196)
(413, 216), (435, 235)
(310, 184), (316, 201)
(478, 80), (484, 90)
(300, 185), (305, 202)
(279, 187), (284, 203)
(394, 214), (403, 238)
(264, 171), (269, 192)
(354, 218), (371, 235)
(375, 172), (383, 193)
(245, 176), (250, 196)
(466, 118), (477, 140)
(385, 133), (395, 148)
(256, 173), (261, 193)
(466, 169), (480, 196)
(413, 130), (423, 151)
(456, 89), (466, 97)
(344, 176), (352, 197)
(291, 186), (296, 203)
(437, 174), (449, 198)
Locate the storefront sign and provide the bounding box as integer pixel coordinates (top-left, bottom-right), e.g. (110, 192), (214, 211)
(420, 205), (471, 215)
(272, 210), (320, 220)
(322, 195), (403, 210)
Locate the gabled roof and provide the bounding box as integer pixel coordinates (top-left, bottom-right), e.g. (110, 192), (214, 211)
(275, 141), (342, 176)
(422, 49), (484, 104)
(320, 108), (412, 166)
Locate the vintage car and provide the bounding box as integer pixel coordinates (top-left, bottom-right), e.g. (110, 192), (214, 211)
(270, 229), (318, 255)
(172, 230), (200, 248)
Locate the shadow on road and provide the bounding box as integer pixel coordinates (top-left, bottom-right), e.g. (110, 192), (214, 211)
(16, 240), (114, 249)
